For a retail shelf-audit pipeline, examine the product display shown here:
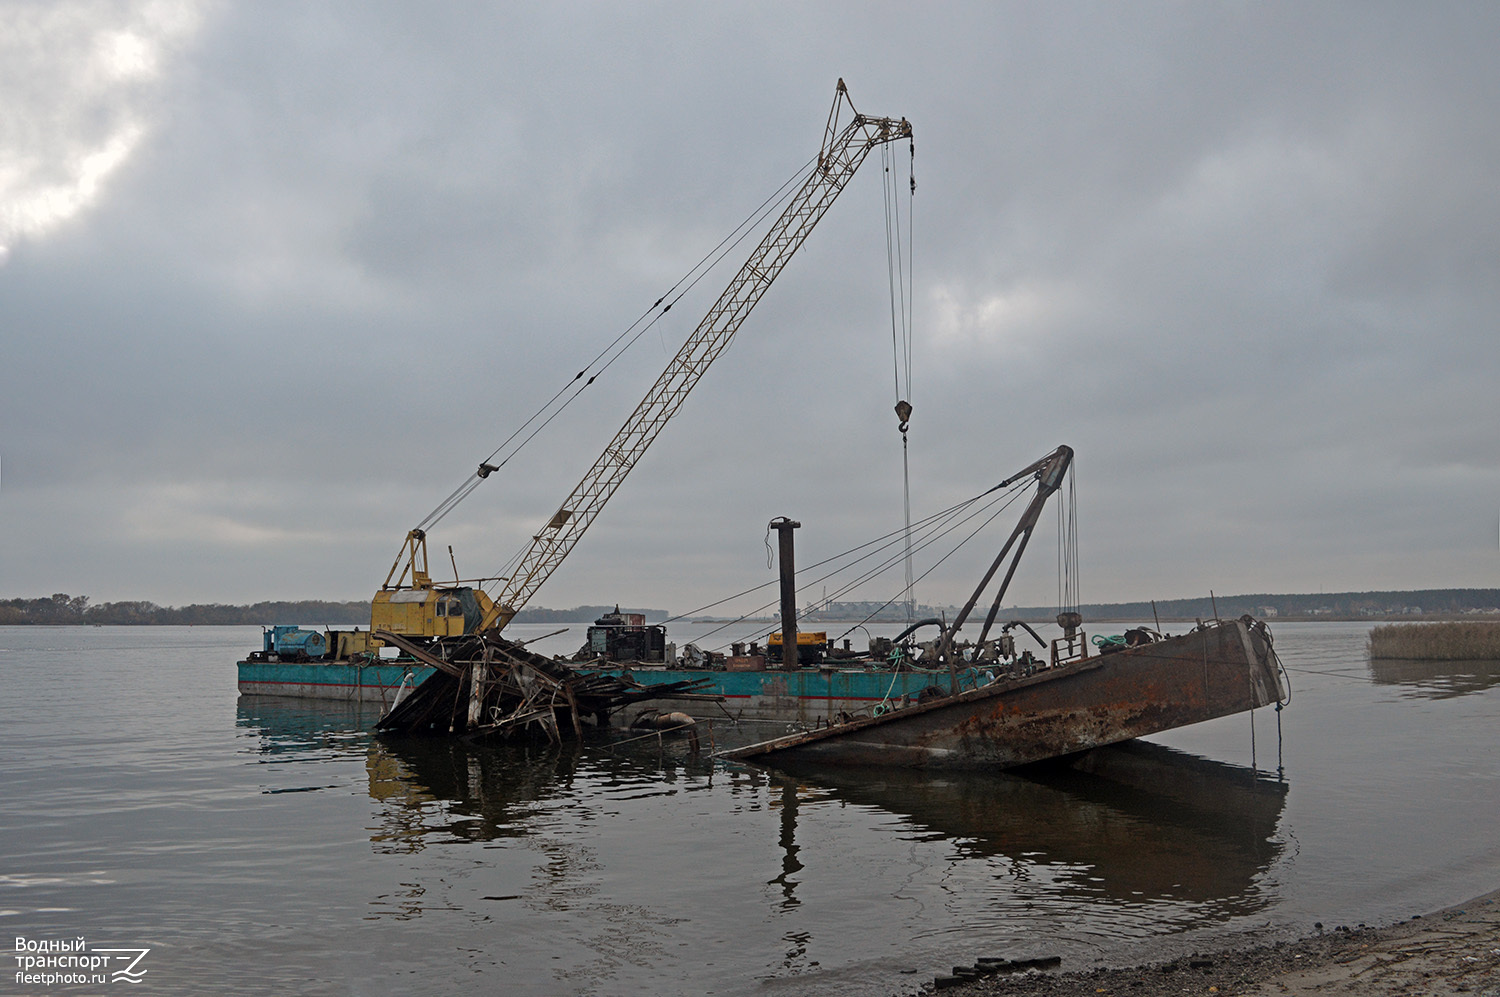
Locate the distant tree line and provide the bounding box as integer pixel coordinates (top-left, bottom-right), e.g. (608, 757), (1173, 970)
(10, 588), (1492, 626)
(0, 594), (668, 626)
(0, 594), (372, 626)
(511, 605), (667, 624)
(1008, 588), (1500, 622)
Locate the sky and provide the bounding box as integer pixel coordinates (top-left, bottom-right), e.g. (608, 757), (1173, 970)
(3, 1), (1498, 618)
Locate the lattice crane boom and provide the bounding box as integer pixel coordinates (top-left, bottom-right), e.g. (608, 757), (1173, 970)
(480, 82), (911, 630)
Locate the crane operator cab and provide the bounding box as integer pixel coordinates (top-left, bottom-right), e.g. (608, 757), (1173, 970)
(370, 529), (499, 640)
(372, 587), (481, 637)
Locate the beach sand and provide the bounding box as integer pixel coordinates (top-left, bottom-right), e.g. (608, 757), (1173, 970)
(930, 888), (1500, 996)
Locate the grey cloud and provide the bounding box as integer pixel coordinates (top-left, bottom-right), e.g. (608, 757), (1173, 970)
(3, 1), (1497, 610)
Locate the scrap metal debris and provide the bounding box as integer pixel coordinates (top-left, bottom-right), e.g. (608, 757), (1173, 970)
(373, 629), (715, 740)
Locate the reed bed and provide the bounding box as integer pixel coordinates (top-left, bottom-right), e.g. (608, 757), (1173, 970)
(1368, 621), (1500, 660)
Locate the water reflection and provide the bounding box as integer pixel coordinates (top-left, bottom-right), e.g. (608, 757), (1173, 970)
(762, 740), (1288, 914)
(238, 695), (1293, 960)
(770, 779), (802, 911)
(365, 737), (583, 851)
(368, 733), (1287, 922)
(242, 693), (1288, 912)
(1367, 657), (1500, 699)
(238, 696), (1288, 903)
(235, 695), (379, 765)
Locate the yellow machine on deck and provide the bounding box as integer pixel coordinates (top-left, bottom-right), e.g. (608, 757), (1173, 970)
(370, 529), (499, 639)
(767, 630), (829, 664)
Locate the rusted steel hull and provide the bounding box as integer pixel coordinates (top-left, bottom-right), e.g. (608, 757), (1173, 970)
(723, 617), (1285, 770)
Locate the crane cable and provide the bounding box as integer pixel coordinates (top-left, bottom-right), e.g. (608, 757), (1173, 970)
(671, 476), (1030, 651)
(663, 479), (1014, 625)
(413, 151), (825, 536)
(1056, 462), (1080, 614)
(881, 134), (917, 623)
(699, 479), (1029, 653)
(882, 136), (915, 410)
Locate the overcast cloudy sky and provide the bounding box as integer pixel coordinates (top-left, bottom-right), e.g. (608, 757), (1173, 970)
(3, 1), (1497, 617)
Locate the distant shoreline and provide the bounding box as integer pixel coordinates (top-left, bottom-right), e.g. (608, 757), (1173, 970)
(4, 588), (1497, 627)
(0, 596), (666, 628)
(4, 613), (1497, 626)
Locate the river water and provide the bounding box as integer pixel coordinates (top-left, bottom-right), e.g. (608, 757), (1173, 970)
(2, 621), (1497, 995)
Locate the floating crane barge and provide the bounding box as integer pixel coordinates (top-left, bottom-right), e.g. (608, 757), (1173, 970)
(241, 82), (1290, 768)
(371, 443), (1288, 769)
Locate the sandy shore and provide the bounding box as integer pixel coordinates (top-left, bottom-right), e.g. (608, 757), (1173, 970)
(929, 888), (1500, 996)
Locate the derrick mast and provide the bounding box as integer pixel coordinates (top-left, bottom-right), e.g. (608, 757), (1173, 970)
(372, 81), (912, 638)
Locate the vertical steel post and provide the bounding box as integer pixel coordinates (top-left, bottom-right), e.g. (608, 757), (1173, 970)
(467, 646), (495, 730)
(467, 656), (487, 729)
(772, 518), (801, 671)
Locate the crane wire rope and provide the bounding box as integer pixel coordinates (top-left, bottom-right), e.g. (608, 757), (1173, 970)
(881, 143), (909, 409)
(661, 476), (1019, 625)
(479, 107), (913, 604)
(1056, 461), (1080, 614)
(678, 478), (1030, 651)
(474, 159), (824, 595)
(880, 139), (918, 625)
(687, 493), (999, 650)
(808, 482), (1025, 642)
(412, 151), (824, 536)
(707, 481), (1029, 653)
(792, 485), (1023, 621)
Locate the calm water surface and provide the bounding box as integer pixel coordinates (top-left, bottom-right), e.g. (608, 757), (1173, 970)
(2, 622), (1497, 995)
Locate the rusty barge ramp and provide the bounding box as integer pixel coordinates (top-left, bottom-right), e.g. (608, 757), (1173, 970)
(721, 616), (1286, 770)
